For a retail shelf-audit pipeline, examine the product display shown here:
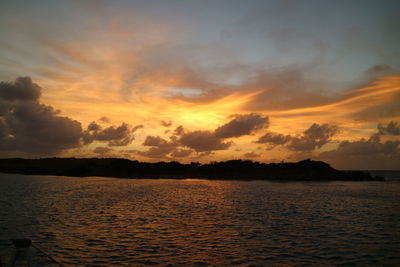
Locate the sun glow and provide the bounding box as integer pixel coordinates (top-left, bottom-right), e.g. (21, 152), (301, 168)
(1, 0), (399, 169)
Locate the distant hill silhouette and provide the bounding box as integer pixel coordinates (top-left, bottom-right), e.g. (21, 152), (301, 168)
(0, 158), (384, 181)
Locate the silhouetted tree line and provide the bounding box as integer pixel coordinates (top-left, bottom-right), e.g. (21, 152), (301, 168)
(0, 158), (383, 181)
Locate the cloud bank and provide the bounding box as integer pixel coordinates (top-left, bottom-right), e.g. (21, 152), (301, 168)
(83, 122), (142, 147)
(0, 77), (144, 156)
(0, 77), (82, 155)
(257, 123), (338, 151)
(318, 131), (400, 170)
(179, 113), (268, 152)
(0, 76), (399, 169)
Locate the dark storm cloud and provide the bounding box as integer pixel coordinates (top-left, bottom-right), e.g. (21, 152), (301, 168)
(0, 77), (143, 156)
(174, 125), (185, 136)
(287, 123), (338, 151)
(179, 130), (231, 152)
(137, 147), (173, 158)
(95, 123), (130, 142)
(87, 121), (101, 131)
(143, 135), (169, 147)
(0, 77), (82, 155)
(256, 132), (291, 146)
(214, 113), (269, 138)
(83, 122), (142, 146)
(334, 134), (399, 155)
(378, 121), (400, 135)
(134, 117), (260, 157)
(256, 123), (338, 151)
(137, 135), (179, 158)
(179, 114), (268, 152)
(0, 77), (41, 101)
(318, 134), (400, 169)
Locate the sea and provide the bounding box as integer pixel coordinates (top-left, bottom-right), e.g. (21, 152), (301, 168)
(1, 172), (400, 266)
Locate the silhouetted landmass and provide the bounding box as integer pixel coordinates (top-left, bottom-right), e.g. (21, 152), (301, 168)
(0, 158), (384, 181)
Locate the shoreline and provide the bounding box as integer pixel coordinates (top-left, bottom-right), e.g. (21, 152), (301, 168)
(0, 158), (385, 182)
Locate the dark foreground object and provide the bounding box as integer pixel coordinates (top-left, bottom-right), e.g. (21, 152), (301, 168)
(13, 239), (31, 249)
(0, 158), (383, 181)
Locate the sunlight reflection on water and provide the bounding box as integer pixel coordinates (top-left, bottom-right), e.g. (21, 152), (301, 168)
(1, 173), (399, 266)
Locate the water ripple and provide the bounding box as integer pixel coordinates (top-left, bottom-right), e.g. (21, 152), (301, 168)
(1, 174), (400, 266)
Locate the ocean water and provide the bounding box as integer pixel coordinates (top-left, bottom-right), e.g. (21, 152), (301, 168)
(368, 170), (400, 181)
(0, 173), (399, 266)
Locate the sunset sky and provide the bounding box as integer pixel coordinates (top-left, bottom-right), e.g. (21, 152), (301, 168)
(0, 0), (399, 169)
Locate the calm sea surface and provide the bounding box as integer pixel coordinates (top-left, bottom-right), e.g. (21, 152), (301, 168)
(1, 173), (400, 266)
